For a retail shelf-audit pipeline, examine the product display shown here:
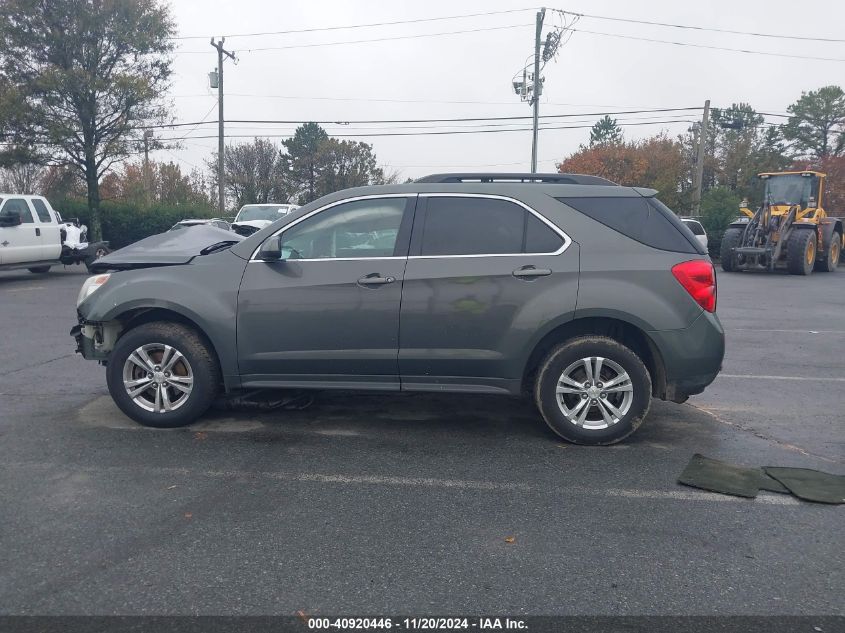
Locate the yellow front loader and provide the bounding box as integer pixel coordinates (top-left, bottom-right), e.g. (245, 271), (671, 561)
(720, 171), (843, 275)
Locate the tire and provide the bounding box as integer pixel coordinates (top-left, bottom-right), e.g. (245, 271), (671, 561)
(28, 266), (51, 274)
(720, 227), (743, 272)
(786, 229), (817, 276)
(534, 336), (652, 445)
(816, 232), (840, 273)
(106, 321), (220, 428)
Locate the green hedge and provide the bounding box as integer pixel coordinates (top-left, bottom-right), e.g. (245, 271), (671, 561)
(699, 187), (743, 260)
(57, 200), (218, 249)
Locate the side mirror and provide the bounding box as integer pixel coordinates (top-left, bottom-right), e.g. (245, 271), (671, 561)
(0, 211), (22, 227)
(257, 234), (283, 261)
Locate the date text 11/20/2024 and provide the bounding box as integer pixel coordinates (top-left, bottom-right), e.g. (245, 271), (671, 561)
(307, 618), (528, 630)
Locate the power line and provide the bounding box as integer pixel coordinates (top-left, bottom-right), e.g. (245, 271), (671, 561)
(184, 112), (700, 133)
(173, 92), (688, 110)
(168, 100), (220, 142)
(171, 8), (535, 40)
(135, 106), (702, 131)
(155, 118), (697, 141)
(558, 9), (845, 44)
(217, 107), (704, 126)
(572, 28), (845, 63)
(174, 23), (532, 53)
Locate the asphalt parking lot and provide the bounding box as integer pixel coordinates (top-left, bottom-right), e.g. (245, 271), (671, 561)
(0, 265), (842, 616)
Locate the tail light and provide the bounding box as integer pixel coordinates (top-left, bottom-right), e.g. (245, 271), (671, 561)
(672, 260), (716, 313)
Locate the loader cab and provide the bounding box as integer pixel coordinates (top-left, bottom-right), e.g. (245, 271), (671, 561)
(759, 171), (824, 214)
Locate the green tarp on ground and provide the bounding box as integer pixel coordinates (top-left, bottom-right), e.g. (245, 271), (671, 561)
(678, 454), (789, 498)
(679, 454), (844, 504)
(764, 467), (845, 505)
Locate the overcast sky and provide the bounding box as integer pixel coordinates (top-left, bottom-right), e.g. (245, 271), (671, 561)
(156, 0), (844, 186)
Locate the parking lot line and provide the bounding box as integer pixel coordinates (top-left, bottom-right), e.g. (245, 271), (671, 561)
(3, 461), (807, 506)
(731, 328), (845, 335)
(718, 374), (845, 383)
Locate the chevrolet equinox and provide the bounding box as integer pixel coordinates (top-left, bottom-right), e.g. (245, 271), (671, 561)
(72, 173), (724, 445)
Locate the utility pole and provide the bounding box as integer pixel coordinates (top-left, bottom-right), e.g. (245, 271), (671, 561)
(210, 37), (236, 215)
(142, 129), (153, 206)
(530, 8), (546, 173)
(691, 99), (711, 217)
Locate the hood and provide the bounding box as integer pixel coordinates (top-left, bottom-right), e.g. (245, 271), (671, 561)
(89, 225), (243, 273)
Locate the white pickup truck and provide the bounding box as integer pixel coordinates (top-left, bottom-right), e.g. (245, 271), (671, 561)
(0, 193), (109, 273)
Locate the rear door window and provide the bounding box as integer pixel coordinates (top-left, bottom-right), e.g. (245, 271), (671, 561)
(421, 197), (523, 256)
(31, 198), (54, 223)
(524, 212), (565, 253)
(560, 196), (702, 254)
(419, 196), (564, 256)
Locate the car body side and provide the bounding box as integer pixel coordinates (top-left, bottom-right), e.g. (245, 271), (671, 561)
(75, 182), (724, 402)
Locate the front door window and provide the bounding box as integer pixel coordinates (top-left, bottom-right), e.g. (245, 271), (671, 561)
(280, 198), (407, 260)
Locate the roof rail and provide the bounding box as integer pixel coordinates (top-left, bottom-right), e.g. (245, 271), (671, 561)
(415, 172), (618, 185)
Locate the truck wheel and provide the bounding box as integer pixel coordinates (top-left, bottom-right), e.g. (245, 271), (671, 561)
(786, 229), (817, 276)
(27, 266), (51, 274)
(816, 233), (840, 272)
(106, 322), (220, 428)
(720, 228), (743, 272)
(534, 336), (652, 445)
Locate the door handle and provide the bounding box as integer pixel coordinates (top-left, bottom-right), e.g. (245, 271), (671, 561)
(357, 274), (396, 286)
(512, 266), (551, 279)
(35, 228), (41, 237)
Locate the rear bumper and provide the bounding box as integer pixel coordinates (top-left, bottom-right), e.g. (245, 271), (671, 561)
(649, 310), (725, 401)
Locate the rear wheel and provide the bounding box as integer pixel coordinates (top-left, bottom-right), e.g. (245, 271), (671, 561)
(720, 227), (743, 272)
(106, 322), (220, 428)
(786, 229), (817, 276)
(816, 232), (840, 272)
(28, 266), (51, 274)
(534, 336), (652, 445)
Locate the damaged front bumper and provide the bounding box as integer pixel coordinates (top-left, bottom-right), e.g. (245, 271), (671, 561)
(71, 318), (121, 362)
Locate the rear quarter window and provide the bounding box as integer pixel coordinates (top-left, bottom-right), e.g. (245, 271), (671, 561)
(558, 196), (704, 254)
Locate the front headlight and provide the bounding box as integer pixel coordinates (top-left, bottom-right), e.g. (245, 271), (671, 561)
(77, 274), (110, 306)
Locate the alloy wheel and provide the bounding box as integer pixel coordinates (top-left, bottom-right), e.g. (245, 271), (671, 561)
(555, 356), (633, 430)
(122, 343), (194, 413)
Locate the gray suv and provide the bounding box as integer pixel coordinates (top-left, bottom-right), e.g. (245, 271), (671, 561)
(72, 173), (724, 444)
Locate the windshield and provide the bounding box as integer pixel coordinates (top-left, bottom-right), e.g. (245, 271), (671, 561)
(764, 174), (817, 207)
(236, 205), (291, 222)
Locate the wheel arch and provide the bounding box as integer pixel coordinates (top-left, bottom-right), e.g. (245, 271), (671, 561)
(107, 305), (231, 390)
(521, 315), (667, 400)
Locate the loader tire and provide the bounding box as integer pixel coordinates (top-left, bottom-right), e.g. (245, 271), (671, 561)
(787, 229), (817, 276)
(720, 228), (744, 272)
(816, 232), (840, 273)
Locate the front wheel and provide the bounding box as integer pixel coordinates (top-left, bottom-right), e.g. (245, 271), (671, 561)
(720, 228), (744, 272)
(534, 336), (652, 445)
(106, 322), (220, 428)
